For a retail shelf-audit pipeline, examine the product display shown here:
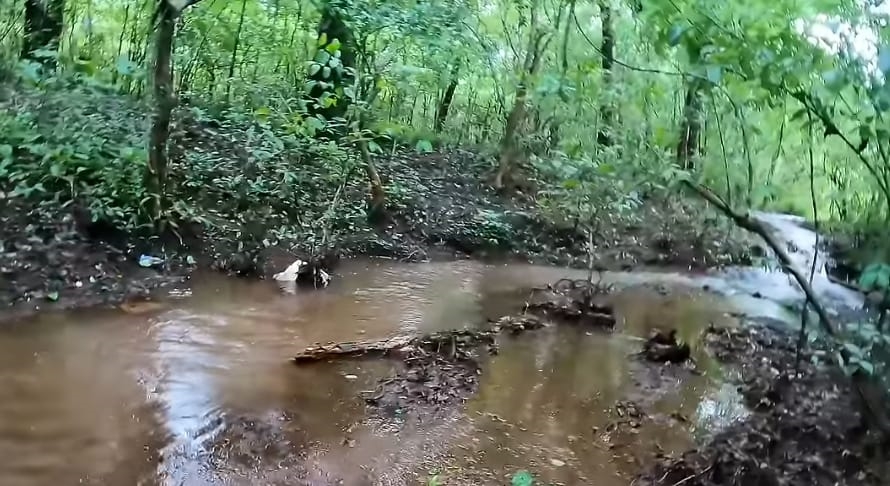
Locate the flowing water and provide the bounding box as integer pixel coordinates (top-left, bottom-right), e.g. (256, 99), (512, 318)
(0, 216), (866, 486)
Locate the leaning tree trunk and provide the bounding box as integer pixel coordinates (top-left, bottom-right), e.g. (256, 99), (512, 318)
(596, 0), (614, 147)
(434, 63), (460, 133)
(306, 1), (355, 128)
(676, 79), (704, 169)
(22, 0), (64, 67)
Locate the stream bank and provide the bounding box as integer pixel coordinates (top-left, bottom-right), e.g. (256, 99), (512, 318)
(1, 84), (760, 319)
(0, 152), (757, 321)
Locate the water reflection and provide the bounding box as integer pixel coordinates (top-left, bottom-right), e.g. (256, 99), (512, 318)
(0, 258), (842, 485)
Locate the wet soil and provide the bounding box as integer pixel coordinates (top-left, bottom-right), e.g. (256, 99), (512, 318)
(638, 322), (889, 486)
(0, 197), (183, 320)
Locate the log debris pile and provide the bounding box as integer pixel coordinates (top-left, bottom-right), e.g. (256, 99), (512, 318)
(293, 315), (545, 414)
(526, 278), (617, 328)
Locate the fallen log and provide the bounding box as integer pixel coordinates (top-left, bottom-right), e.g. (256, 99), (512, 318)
(292, 335), (415, 363)
(293, 315), (545, 364)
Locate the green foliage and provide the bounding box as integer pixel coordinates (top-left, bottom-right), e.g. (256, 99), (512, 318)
(859, 263), (890, 293)
(534, 150), (644, 239)
(0, 81), (149, 227)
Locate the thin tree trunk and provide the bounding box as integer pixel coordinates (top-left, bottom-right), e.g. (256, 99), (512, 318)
(22, 0), (64, 66)
(407, 94), (417, 125)
(111, 4), (131, 86)
(146, 0), (178, 225)
(435, 64), (460, 133)
(225, 0), (248, 101)
(596, 0), (614, 146)
(495, 28), (549, 190)
(676, 79), (703, 169)
(361, 140), (386, 222)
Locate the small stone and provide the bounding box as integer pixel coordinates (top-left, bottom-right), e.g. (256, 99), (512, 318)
(344, 374), (358, 380)
(550, 458), (566, 467)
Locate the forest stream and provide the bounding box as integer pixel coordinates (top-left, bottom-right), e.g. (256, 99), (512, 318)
(0, 213), (867, 486)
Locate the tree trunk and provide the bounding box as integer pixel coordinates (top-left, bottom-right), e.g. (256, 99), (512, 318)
(111, 3), (130, 86)
(306, 1), (355, 128)
(495, 27), (550, 190)
(225, 0), (248, 101)
(494, 83), (529, 190)
(596, 0), (614, 146)
(361, 139), (386, 224)
(146, 1), (176, 225)
(435, 64), (459, 133)
(22, 0), (64, 66)
(676, 79), (703, 170)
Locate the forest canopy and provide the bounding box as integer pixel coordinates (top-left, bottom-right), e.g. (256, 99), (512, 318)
(0, 0), (889, 235)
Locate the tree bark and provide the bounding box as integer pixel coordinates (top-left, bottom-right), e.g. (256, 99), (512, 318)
(434, 64), (459, 133)
(306, 1), (355, 127)
(676, 79), (704, 169)
(495, 27), (550, 190)
(146, 0), (200, 225)
(596, 0), (614, 146)
(22, 0), (64, 66)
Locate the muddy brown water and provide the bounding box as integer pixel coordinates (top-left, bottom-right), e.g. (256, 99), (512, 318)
(0, 257), (857, 486)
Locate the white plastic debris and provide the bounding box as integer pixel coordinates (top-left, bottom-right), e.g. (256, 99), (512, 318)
(138, 254), (164, 268)
(273, 259), (304, 282)
(317, 268), (331, 287)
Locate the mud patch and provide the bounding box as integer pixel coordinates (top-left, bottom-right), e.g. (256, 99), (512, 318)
(0, 197), (181, 321)
(638, 323), (888, 486)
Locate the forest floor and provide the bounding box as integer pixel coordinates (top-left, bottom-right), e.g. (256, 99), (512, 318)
(0, 83), (757, 318)
(638, 322), (888, 486)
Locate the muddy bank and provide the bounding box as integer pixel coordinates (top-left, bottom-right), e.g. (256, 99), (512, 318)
(0, 197), (186, 319)
(0, 156), (754, 321)
(638, 322), (889, 486)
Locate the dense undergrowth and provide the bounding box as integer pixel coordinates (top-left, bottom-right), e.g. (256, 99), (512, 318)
(1, 80), (751, 285)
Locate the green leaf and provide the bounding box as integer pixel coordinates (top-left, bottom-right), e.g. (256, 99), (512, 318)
(317, 32), (328, 47)
(325, 38), (342, 54)
(858, 360), (875, 375)
(415, 139), (433, 153)
(562, 179), (580, 190)
(309, 63), (321, 76)
(322, 66), (331, 79)
(315, 51), (331, 65)
(0, 144), (12, 158)
(511, 470), (534, 486)
(368, 140), (383, 153)
(706, 65), (723, 85)
(47, 291), (59, 302)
